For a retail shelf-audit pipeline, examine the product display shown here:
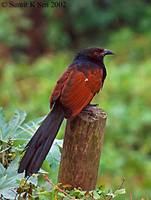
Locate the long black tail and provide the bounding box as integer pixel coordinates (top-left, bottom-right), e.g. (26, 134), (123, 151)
(18, 103), (64, 177)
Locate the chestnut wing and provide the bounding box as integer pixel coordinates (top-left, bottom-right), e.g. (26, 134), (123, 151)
(60, 67), (103, 118)
(50, 68), (72, 108)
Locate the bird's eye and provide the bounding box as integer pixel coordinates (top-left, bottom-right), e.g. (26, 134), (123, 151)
(94, 51), (99, 56)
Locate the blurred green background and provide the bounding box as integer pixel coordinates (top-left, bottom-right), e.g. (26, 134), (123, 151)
(0, 0), (151, 199)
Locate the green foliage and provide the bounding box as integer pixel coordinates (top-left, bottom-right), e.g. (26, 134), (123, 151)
(53, 184), (125, 200)
(0, 1), (151, 54)
(0, 109), (125, 199)
(43, 0), (151, 50)
(0, 9), (30, 48)
(0, 159), (23, 199)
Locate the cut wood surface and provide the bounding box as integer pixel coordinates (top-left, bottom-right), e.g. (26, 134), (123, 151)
(58, 106), (107, 190)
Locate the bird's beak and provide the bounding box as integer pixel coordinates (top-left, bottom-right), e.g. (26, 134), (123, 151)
(103, 49), (114, 56)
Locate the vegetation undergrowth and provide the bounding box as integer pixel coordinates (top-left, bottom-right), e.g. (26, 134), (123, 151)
(0, 108), (125, 199)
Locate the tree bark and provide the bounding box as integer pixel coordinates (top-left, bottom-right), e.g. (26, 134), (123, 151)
(58, 106), (107, 190)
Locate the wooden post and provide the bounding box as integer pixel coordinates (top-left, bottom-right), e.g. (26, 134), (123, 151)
(58, 106), (107, 190)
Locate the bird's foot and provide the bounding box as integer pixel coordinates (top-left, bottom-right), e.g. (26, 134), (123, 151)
(88, 103), (99, 107)
(83, 104), (98, 116)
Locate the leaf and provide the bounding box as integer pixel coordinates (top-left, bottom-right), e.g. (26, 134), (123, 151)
(114, 188), (126, 196)
(14, 116), (44, 142)
(0, 158), (23, 199)
(58, 192), (66, 198)
(0, 175), (7, 186)
(42, 160), (51, 174)
(63, 197), (71, 200)
(106, 192), (115, 198)
(0, 107), (6, 125)
(0, 107), (8, 142)
(1, 189), (17, 200)
(93, 190), (100, 199)
(46, 139), (63, 170)
(27, 176), (38, 186)
(0, 163), (5, 175)
(2, 110), (26, 141)
(6, 157), (20, 176)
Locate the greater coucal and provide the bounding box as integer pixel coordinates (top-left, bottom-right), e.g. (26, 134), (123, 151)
(18, 47), (113, 176)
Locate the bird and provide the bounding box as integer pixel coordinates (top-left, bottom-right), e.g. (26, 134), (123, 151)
(18, 47), (113, 176)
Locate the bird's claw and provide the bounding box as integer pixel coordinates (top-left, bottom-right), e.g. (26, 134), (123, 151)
(88, 103), (99, 107)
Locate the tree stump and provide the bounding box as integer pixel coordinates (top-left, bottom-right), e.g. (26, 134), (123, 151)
(58, 106), (107, 190)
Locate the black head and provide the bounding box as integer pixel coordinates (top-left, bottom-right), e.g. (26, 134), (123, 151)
(75, 47), (114, 64)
